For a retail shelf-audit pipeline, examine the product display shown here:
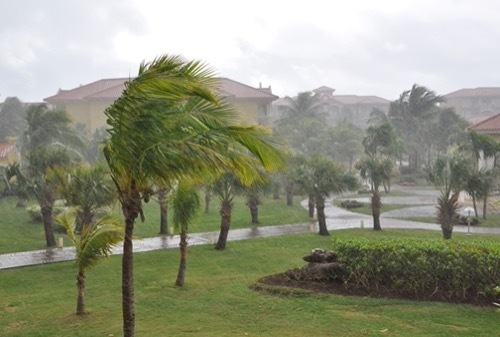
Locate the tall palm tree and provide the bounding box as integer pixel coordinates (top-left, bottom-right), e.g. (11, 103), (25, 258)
(172, 182), (200, 287)
(103, 54), (284, 337)
(56, 209), (123, 315)
(389, 84), (444, 172)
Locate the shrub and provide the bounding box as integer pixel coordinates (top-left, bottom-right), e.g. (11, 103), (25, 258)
(339, 200), (364, 209)
(26, 200), (68, 232)
(333, 237), (500, 305)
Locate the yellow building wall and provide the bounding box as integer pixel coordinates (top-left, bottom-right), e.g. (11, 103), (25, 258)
(60, 98), (272, 134)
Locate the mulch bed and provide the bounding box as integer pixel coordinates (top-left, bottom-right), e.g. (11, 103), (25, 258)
(256, 273), (494, 306)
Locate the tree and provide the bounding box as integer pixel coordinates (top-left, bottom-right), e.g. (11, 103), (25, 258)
(356, 123), (398, 230)
(103, 54), (284, 337)
(243, 170), (270, 225)
(0, 96), (26, 142)
(428, 153), (471, 239)
(273, 92), (329, 155)
(389, 84), (445, 172)
(356, 157), (393, 230)
(59, 164), (116, 232)
(325, 121), (363, 171)
(172, 182), (200, 287)
(156, 186), (170, 235)
(296, 156), (358, 235)
(56, 209), (123, 315)
(18, 148), (71, 247)
(212, 172), (242, 250)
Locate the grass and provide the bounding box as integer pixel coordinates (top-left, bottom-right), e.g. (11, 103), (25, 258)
(1, 229), (499, 337)
(0, 194), (311, 254)
(333, 199), (413, 216)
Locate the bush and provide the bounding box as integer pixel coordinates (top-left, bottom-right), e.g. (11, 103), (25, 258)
(339, 200), (364, 209)
(333, 238), (500, 305)
(26, 200), (68, 233)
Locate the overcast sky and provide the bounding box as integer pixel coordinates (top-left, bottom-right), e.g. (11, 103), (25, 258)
(1, 0), (500, 103)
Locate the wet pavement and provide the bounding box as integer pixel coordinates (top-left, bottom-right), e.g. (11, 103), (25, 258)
(2, 187), (500, 270)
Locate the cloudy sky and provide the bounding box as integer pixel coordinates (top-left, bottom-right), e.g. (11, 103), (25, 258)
(1, 0), (500, 103)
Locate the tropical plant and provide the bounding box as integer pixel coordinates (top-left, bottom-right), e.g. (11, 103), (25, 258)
(428, 153), (471, 239)
(172, 182), (200, 287)
(296, 156), (358, 235)
(103, 54), (284, 337)
(18, 148), (72, 246)
(389, 84), (445, 172)
(212, 172), (243, 250)
(0, 96), (26, 142)
(356, 122), (398, 231)
(59, 164), (116, 232)
(55, 209), (123, 315)
(273, 92), (329, 155)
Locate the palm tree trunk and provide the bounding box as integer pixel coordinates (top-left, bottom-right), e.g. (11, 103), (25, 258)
(120, 185), (141, 337)
(482, 195), (488, 220)
(308, 193), (315, 218)
(40, 204), (56, 247)
(472, 196), (478, 218)
(76, 270), (85, 315)
(175, 229), (187, 287)
(204, 190), (211, 213)
(316, 195), (329, 236)
(285, 182), (294, 206)
(158, 189), (168, 235)
(371, 192), (382, 231)
(248, 197), (259, 225)
(215, 199), (232, 250)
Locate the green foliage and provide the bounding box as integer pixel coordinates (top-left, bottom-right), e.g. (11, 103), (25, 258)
(334, 237), (500, 304)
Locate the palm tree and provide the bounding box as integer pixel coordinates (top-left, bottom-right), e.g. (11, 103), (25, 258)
(428, 153), (471, 239)
(389, 84), (444, 172)
(16, 148), (71, 247)
(296, 156), (358, 235)
(356, 157), (393, 231)
(103, 54), (284, 337)
(156, 187), (170, 235)
(212, 172), (243, 250)
(172, 182), (200, 287)
(60, 164), (116, 232)
(55, 209), (123, 315)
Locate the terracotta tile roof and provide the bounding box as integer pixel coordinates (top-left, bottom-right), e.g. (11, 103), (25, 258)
(0, 143), (14, 158)
(445, 87), (500, 98)
(468, 113), (500, 133)
(215, 77), (278, 100)
(313, 86), (336, 93)
(322, 95), (389, 105)
(44, 77), (277, 103)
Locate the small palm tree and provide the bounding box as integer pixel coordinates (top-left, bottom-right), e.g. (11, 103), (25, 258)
(212, 172), (243, 250)
(60, 164), (116, 232)
(172, 182), (200, 287)
(428, 153), (471, 239)
(56, 209), (123, 315)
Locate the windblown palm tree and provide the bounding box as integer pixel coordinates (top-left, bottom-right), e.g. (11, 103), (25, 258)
(172, 182), (200, 287)
(103, 54), (284, 337)
(56, 209), (123, 315)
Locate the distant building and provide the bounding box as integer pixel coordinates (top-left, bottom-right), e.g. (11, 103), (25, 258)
(443, 87), (500, 123)
(467, 113), (500, 169)
(272, 86), (390, 129)
(0, 138), (19, 167)
(44, 77), (278, 133)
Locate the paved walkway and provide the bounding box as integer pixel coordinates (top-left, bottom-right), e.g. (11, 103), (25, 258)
(1, 188), (500, 270)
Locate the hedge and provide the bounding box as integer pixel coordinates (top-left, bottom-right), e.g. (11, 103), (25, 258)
(333, 237), (500, 305)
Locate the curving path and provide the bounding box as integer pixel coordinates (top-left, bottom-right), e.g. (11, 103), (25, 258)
(1, 186), (499, 270)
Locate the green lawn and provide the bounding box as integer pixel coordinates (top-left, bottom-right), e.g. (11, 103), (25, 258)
(1, 229), (499, 337)
(0, 194), (311, 254)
